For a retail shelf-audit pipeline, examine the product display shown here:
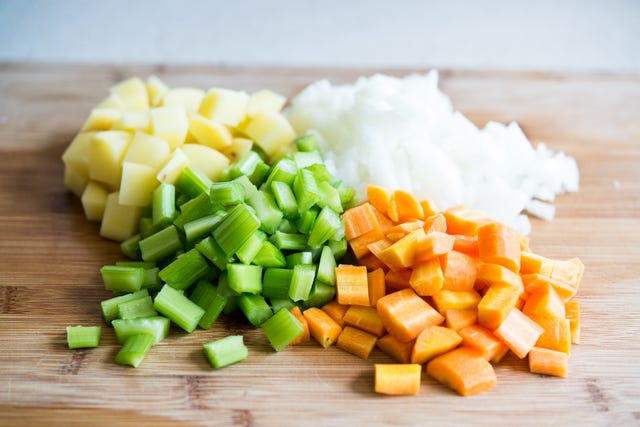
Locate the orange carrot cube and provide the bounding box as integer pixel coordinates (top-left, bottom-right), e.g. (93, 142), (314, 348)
(410, 325), (463, 365)
(376, 288), (444, 342)
(426, 347), (497, 396)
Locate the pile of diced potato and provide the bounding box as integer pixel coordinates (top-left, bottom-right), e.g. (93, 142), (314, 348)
(62, 76), (296, 241)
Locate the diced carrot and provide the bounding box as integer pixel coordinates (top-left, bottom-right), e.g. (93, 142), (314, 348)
(432, 290), (481, 315)
(303, 307), (343, 348)
(337, 326), (378, 359)
(522, 283), (566, 319)
(528, 315), (572, 355)
(426, 347), (497, 396)
(376, 334), (415, 364)
(348, 228), (386, 259)
(423, 213), (447, 233)
(565, 300), (581, 344)
(528, 347), (568, 378)
(342, 202), (380, 241)
(419, 198), (440, 217)
(385, 221), (424, 242)
(522, 273), (578, 302)
(387, 194), (399, 222)
(414, 231), (456, 262)
(493, 308), (544, 359)
(458, 325), (509, 363)
(409, 258), (444, 296)
(370, 205), (395, 232)
(377, 228), (425, 271)
(390, 189), (424, 222)
(366, 238), (394, 261)
(445, 309), (477, 331)
(367, 268), (386, 307)
(335, 264), (370, 306)
(477, 284), (521, 330)
(376, 288), (444, 342)
(374, 363), (422, 396)
(474, 262), (524, 294)
(410, 325), (463, 365)
(520, 251), (554, 275)
(358, 252), (388, 272)
(477, 222), (521, 273)
(343, 305), (386, 337)
(385, 269), (412, 291)
(452, 234), (479, 257)
(367, 185), (392, 216)
(550, 257), (584, 292)
(440, 250), (478, 291)
(443, 206), (492, 236)
(321, 300), (349, 327)
(289, 306), (310, 345)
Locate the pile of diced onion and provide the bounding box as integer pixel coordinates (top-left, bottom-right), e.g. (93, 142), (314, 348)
(286, 71), (579, 235)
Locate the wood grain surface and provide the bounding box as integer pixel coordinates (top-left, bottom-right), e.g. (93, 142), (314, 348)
(1, 63), (639, 426)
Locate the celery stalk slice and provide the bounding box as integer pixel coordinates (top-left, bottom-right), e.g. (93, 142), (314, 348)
(176, 166), (213, 199)
(289, 264), (316, 302)
(203, 335), (248, 368)
(316, 245), (337, 286)
(210, 181), (246, 206)
(262, 268), (293, 300)
(153, 285), (205, 333)
(252, 241), (287, 267)
(213, 203), (261, 257)
(152, 183), (176, 228)
(112, 316), (170, 344)
(235, 230), (267, 265)
(302, 282), (337, 309)
(271, 181), (298, 219)
(67, 326), (101, 349)
(247, 190), (283, 234)
(238, 294), (273, 327)
(101, 289), (150, 324)
(100, 265), (146, 293)
(227, 263), (263, 295)
(307, 206), (342, 248)
(115, 334), (155, 368)
(117, 295), (157, 320)
(195, 236), (229, 270)
(261, 308), (304, 351)
(189, 280), (228, 329)
(159, 248), (210, 291)
(270, 231), (308, 251)
(139, 225), (183, 262)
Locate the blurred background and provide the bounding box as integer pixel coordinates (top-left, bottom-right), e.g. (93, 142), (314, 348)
(1, 0), (638, 73)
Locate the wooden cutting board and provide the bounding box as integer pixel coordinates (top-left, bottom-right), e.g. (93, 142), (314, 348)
(1, 63), (639, 426)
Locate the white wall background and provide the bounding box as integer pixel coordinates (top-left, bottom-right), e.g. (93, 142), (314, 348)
(1, 0), (638, 72)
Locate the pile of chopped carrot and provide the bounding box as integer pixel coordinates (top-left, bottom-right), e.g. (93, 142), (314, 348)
(292, 185), (583, 396)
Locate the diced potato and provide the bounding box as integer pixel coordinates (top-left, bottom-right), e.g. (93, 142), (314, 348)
(220, 137), (253, 162)
(100, 192), (142, 242)
(119, 162), (158, 207)
(81, 108), (122, 131)
(243, 110), (296, 159)
(246, 89), (287, 116)
(111, 110), (150, 132)
(96, 94), (124, 110)
(146, 75), (169, 107)
(156, 148), (190, 184)
(88, 130), (132, 189)
(188, 114), (233, 150)
(110, 77), (149, 111)
(162, 88), (205, 114)
(182, 144), (231, 181)
(150, 105), (189, 151)
(81, 181), (109, 221)
(123, 131), (171, 170)
(62, 131), (95, 175)
(198, 88), (249, 127)
(64, 163), (89, 197)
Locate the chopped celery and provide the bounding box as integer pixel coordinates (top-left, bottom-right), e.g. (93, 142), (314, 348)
(251, 241), (287, 267)
(203, 335), (248, 368)
(316, 245), (337, 286)
(116, 261), (156, 269)
(270, 181), (298, 219)
(249, 161), (271, 186)
(235, 230), (267, 264)
(293, 168), (320, 213)
(217, 271), (239, 315)
(189, 280), (228, 329)
(277, 218), (298, 233)
(294, 134), (320, 153)
(152, 183), (176, 228)
(112, 316), (170, 344)
(227, 150), (264, 180)
(159, 248), (210, 291)
(289, 264), (316, 302)
(238, 294), (273, 327)
(116, 261), (161, 289)
(227, 263), (263, 295)
(100, 265), (145, 293)
(261, 308), (304, 351)
(318, 181), (343, 213)
(232, 175), (259, 199)
(117, 295), (157, 319)
(120, 233), (142, 260)
(101, 289), (150, 324)
(269, 297), (297, 313)
(270, 231), (308, 251)
(195, 236), (229, 270)
(263, 158), (297, 188)
(334, 180), (357, 207)
(293, 151), (323, 169)
(295, 207), (318, 234)
(302, 282), (336, 309)
(286, 251), (314, 268)
(213, 203), (261, 257)
(308, 206), (342, 248)
(262, 268), (293, 299)
(176, 166), (213, 199)
(115, 334), (154, 368)
(210, 181), (246, 206)
(306, 163), (333, 184)
(247, 190), (283, 234)
(183, 211), (226, 243)
(139, 225), (183, 262)
(66, 326), (101, 349)
(174, 193), (216, 230)
(328, 237), (348, 260)
(153, 285), (205, 333)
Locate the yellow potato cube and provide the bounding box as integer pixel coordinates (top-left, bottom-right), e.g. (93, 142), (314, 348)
(182, 144), (231, 181)
(96, 94), (124, 110)
(88, 130), (132, 189)
(62, 131), (95, 175)
(246, 89), (287, 116)
(220, 137), (253, 162)
(150, 104), (189, 151)
(81, 181), (109, 222)
(198, 88), (249, 127)
(243, 110), (296, 158)
(188, 114), (232, 150)
(146, 75), (169, 107)
(64, 164), (89, 197)
(119, 162), (158, 207)
(156, 148), (190, 184)
(111, 110), (150, 132)
(100, 192), (142, 242)
(123, 131), (171, 170)
(110, 77), (149, 111)
(81, 108), (122, 131)
(163, 87), (205, 114)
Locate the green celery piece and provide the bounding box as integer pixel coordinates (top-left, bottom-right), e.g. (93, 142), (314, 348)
(115, 334), (155, 368)
(249, 161), (271, 186)
(285, 252), (313, 268)
(203, 335), (248, 369)
(247, 190), (283, 235)
(263, 158), (297, 189)
(176, 193), (190, 207)
(66, 326), (101, 349)
(294, 134), (320, 153)
(235, 230), (267, 264)
(293, 151), (323, 169)
(289, 264), (316, 302)
(227, 263), (263, 295)
(116, 261), (156, 269)
(252, 241), (287, 267)
(316, 245), (337, 286)
(293, 168), (320, 213)
(153, 285), (205, 333)
(138, 217), (155, 239)
(232, 175), (259, 199)
(306, 163), (334, 184)
(277, 218), (298, 233)
(176, 166), (213, 199)
(120, 233), (142, 260)
(217, 271), (239, 315)
(112, 316), (170, 344)
(139, 225), (183, 262)
(328, 237), (348, 260)
(117, 295), (157, 320)
(302, 282), (337, 309)
(262, 268), (293, 299)
(270, 181), (298, 219)
(334, 180), (357, 207)
(152, 182), (176, 228)
(227, 150), (264, 180)
(261, 308), (304, 351)
(317, 181), (343, 213)
(189, 280), (228, 329)
(213, 203), (261, 257)
(159, 248), (210, 291)
(101, 289), (150, 324)
(100, 265), (145, 293)
(308, 206), (342, 248)
(210, 181), (246, 206)
(269, 298), (297, 313)
(183, 211), (226, 243)
(116, 261), (161, 290)
(295, 208), (318, 234)
(270, 231), (308, 251)
(195, 236), (229, 271)
(174, 193), (216, 230)
(238, 294), (273, 327)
